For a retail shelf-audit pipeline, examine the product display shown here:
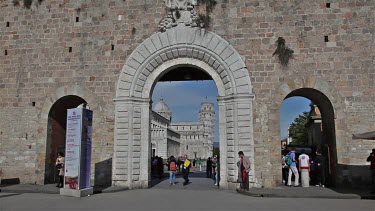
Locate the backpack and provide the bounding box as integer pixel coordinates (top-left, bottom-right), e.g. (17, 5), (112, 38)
(169, 161), (177, 171)
(285, 153), (293, 166)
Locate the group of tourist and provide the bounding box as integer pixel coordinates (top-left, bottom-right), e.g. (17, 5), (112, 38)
(52, 148), (375, 193)
(282, 148), (325, 188)
(168, 155), (192, 186)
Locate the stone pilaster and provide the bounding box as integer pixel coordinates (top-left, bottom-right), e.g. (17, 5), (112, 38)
(113, 97), (150, 189)
(218, 93), (256, 189)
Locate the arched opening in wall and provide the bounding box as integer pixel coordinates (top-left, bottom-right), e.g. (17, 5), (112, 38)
(149, 65), (220, 188)
(280, 88), (337, 187)
(44, 95), (87, 184)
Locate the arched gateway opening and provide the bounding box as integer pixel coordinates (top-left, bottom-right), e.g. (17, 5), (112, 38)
(282, 88), (337, 186)
(149, 68), (218, 187)
(114, 26), (255, 189)
(44, 95), (86, 184)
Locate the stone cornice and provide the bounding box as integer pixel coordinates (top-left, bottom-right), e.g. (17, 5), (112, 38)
(113, 96), (150, 103)
(217, 94), (255, 102)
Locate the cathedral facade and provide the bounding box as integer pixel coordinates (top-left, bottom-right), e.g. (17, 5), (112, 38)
(151, 98), (215, 160)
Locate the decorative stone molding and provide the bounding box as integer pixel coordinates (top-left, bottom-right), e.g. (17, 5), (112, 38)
(158, 0), (201, 31)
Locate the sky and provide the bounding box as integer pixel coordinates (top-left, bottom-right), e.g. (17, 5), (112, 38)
(152, 80), (311, 142)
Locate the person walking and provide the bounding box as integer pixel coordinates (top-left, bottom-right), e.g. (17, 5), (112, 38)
(238, 151), (251, 191)
(198, 158), (202, 172)
(366, 148), (375, 193)
(169, 156), (177, 186)
(55, 152), (65, 188)
(182, 155), (191, 186)
(298, 150), (310, 187)
(214, 157), (220, 186)
(193, 159), (196, 171)
(212, 155), (217, 178)
(206, 157), (213, 178)
(313, 149), (325, 187)
(287, 148), (299, 187)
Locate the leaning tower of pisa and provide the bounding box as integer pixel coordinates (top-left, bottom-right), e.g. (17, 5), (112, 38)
(199, 102), (215, 158)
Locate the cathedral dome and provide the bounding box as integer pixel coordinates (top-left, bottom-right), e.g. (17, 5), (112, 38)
(154, 98), (171, 113)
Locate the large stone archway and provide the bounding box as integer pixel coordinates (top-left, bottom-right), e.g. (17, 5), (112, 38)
(114, 25), (255, 189)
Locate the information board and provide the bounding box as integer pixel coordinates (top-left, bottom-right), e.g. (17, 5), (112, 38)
(64, 108), (93, 190)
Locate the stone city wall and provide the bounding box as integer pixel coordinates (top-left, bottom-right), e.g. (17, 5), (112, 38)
(0, 0), (374, 187)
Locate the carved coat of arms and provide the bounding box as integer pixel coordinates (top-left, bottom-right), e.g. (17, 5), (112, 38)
(158, 0), (201, 32)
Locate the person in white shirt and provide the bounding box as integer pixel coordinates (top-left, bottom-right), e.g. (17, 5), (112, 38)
(298, 150), (310, 187)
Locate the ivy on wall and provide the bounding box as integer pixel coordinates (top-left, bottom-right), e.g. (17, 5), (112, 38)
(12, 0), (44, 9)
(272, 37), (294, 67)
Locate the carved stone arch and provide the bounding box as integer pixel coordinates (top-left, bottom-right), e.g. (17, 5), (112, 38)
(116, 25), (252, 98)
(114, 26), (255, 190)
(35, 85), (102, 184)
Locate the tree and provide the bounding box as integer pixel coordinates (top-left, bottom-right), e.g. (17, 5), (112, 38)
(289, 111), (309, 145)
(213, 147), (220, 158)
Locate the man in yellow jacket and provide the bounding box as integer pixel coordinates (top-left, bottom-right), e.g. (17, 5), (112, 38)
(182, 154), (191, 186)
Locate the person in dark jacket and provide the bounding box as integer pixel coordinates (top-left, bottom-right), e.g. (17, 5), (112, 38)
(206, 157), (213, 178)
(182, 154), (191, 186)
(55, 152), (65, 188)
(157, 156), (164, 180)
(367, 148), (375, 193)
(313, 149), (325, 187)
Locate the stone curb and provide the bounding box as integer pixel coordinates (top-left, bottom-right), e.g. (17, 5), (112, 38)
(236, 189), (362, 199)
(0, 188), (59, 195)
(0, 193), (21, 198)
(94, 187), (129, 194)
(0, 187), (130, 195)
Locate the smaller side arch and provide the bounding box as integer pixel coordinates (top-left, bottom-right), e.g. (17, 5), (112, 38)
(271, 77), (349, 187)
(35, 85), (101, 184)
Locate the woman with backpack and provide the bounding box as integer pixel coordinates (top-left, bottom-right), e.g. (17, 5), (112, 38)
(281, 151), (289, 185)
(169, 156), (178, 186)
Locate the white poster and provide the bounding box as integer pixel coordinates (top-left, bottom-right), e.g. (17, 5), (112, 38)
(64, 108), (82, 178)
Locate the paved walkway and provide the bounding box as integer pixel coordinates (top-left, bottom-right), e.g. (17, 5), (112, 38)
(1, 171), (373, 200)
(150, 171), (219, 191)
(1, 188), (375, 211)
